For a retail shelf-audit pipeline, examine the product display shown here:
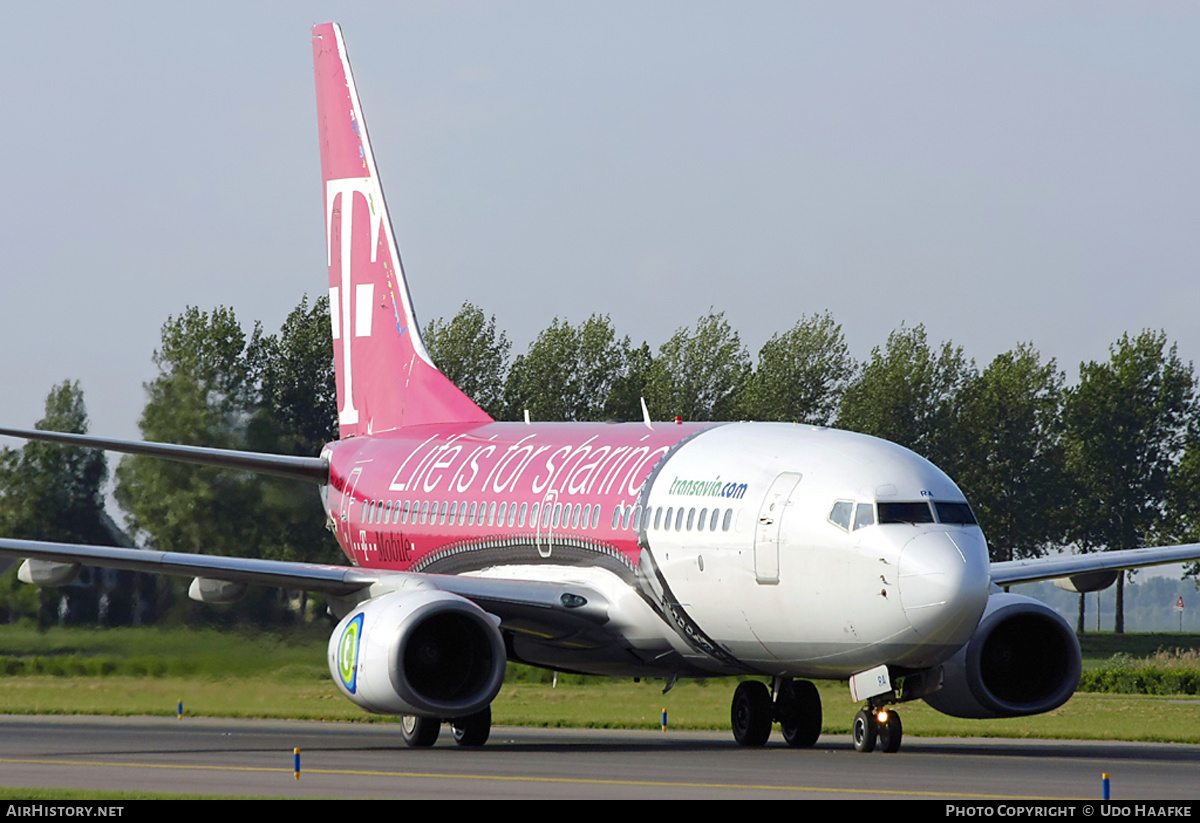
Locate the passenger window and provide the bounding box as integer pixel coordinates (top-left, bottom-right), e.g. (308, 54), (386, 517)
(709, 508), (720, 531)
(571, 504), (580, 529)
(698, 507), (708, 532)
(487, 501), (497, 526)
(828, 501), (852, 531)
(582, 504), (591, 528)
(654, 507), (663, 530)
(468, 501), (478, 526)
(518, 502), (528, 527)
(686, 508), (695, 530)
(497, 502), (507, 526)
(553, 502), (563, 528)
(675, 507), (685, 531)
(722, 508), (732, 531)
(664, 507), (673, 531)
(591, 506), (601, 529)
(541, 503), (552, 529)
(508, 503), (518, 527)
(420, 501), (430, 525)
(449, 501), (458, 524)
(612, 506), (622, 529)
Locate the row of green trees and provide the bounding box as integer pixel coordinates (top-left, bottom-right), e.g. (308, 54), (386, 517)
(0, 298), (342, 625)
(3, 294), (1199, 632)
(425, 302), (1200, 633)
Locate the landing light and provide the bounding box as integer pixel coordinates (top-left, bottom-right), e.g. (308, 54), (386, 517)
(876, 709), (889, 724)
(560, 593), (588, 609)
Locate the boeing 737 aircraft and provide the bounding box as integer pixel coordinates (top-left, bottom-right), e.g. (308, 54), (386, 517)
(4, 23), (1200, 753)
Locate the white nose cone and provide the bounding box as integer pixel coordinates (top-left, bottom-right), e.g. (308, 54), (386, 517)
(898, 530), (989, 648)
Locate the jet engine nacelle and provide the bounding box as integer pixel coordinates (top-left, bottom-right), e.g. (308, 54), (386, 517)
(922, 592), (1081, 719)
(327, 588), (506, 718)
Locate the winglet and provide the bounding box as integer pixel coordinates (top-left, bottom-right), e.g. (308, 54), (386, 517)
(312, 23), (492, 435)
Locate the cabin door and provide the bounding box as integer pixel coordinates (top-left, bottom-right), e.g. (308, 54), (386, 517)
(754, 472), (802, 584)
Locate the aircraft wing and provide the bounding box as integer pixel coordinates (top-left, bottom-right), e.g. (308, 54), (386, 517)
(990, 542), (1200, 587)
(0, 537), (613, 639)
(0, 537), (378, 595)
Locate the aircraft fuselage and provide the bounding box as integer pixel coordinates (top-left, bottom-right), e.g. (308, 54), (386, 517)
(323, 420), (992, 680)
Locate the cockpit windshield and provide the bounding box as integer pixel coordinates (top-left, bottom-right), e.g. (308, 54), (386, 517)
(877, 501), (934, 524)
(933, 501), (978, 525)
(834, 499), (979, 529)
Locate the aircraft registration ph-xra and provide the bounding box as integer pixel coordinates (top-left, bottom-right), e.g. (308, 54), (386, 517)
(3, 22), (1200, 753)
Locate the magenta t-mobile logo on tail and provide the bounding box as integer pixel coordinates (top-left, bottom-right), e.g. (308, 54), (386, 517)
(326, 177), (384, 427)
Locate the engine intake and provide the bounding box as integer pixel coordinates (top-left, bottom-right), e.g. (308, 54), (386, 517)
(328, 589), (506, 718)
(923, 592), (1080, 719)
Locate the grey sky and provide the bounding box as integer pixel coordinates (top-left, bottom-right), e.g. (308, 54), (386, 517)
(3, 1), (1199, 449)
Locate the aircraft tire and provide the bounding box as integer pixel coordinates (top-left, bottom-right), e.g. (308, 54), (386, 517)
(401, 714), (440, 748)
(451, 705), (492, 747)
(779, 679), (822, 748)
(731, 680), (772, 746)
(878, 710), (902, 753)
(852, 709), (877, 753)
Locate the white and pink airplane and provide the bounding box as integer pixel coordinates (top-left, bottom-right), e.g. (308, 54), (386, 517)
(4, 23), (1200, 753)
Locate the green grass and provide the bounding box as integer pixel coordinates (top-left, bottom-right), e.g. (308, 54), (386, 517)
(0, 625), (1197, 743)
(0, 624), (329, 679)
(1078, 632), (1200, 668)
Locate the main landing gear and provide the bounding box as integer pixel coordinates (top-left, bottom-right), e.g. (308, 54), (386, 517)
(730, 677), (823, 748)
(852, 706), (902, 753)
(400, 705), (493, 748)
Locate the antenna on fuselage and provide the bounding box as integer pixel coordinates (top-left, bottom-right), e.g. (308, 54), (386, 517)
(640, 397), (653, 430)
(524, 409), (531, 425)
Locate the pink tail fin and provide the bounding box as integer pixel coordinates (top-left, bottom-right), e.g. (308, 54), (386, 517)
(312, 23), (492, 436)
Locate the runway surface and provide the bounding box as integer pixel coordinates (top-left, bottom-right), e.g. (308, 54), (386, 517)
(0, 715), (1197, 800)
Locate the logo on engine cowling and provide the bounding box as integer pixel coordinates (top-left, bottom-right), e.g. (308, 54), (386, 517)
(337, 613), (365, 693)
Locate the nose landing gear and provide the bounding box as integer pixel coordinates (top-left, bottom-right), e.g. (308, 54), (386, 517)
(853, 705), (902, 753)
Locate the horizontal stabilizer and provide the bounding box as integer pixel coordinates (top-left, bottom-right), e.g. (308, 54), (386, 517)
(0, 427), (329, 484)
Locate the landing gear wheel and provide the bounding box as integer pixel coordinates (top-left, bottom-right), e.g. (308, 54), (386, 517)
(731, 680), (772, 746)
(451, 706), (492, 747)
(400, 714), (440, 748)
(877, 709), (902, 753)
(852, 709), (877, 753)
(778, 679), (822, 748)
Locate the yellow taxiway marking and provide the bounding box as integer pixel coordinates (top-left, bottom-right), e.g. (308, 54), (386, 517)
(0, 757), (1073, 799)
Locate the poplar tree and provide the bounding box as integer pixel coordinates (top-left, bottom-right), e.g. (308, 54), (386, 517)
(952, 344), (1067, 563)
(1063, 330), (1197, 633)
(644, 311), (750, 422)
(836, 324), (975, 472)
(742, 311), (855, 425)
(424, 302), (511, 419)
